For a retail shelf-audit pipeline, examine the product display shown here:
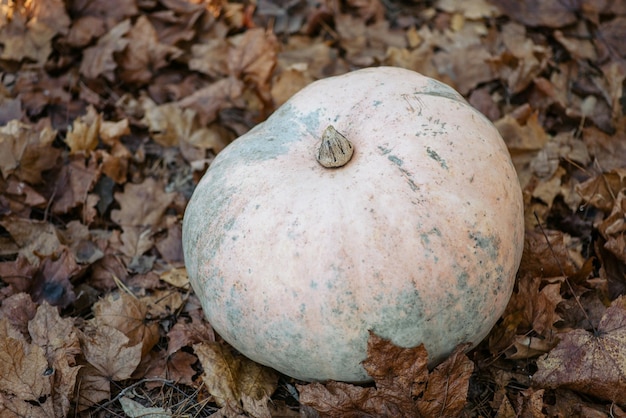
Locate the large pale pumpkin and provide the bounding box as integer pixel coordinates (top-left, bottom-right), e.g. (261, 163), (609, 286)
(183, 66), (524, 382)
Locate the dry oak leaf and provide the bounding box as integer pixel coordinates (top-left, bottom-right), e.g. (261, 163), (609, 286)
(533, 295), (626, 405)
(92, 291), (160, 357)
(416, 344), (474, 417)
(228, 27), (279, 102)
(0, 318), (55, 418)
(51, 153), (100, 215)
(79, 19), (131, 81)
(111, 177), (175, 227)
(0, 119), (59, 185)
(299, 332), (473, 418)
(194, 342), (278, 416)
(64, 105), (102, 154)
(30, 248), (80, 309)
(0, 217), (63, 266)
(118, 15), (182, 85)
(28, 303), (81, 417)
(493, 0), (578, 28)
(0, 0), (70, 65)
(76, 324), (143, 410)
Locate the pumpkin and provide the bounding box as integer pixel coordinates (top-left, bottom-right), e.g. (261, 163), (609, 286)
(182, 66), (524, 383)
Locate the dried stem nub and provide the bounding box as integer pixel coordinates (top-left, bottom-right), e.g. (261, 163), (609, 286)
(316, 125), (354, 168)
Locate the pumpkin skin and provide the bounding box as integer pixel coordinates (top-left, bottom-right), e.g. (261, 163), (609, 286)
(182, 66), (524, 382)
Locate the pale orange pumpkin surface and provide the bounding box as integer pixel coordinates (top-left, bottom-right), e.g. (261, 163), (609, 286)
(183, 66), (524, 382)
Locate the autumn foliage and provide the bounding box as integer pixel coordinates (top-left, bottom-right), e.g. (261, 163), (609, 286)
(1, 0), (626, 416)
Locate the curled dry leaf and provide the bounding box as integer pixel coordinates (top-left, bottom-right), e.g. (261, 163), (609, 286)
(533, 295), (626, 404)
(0, 318), (55, 417)
(0, 120), (60, 185)
(92, 291), (159, 357)
(299, 332), (473, 417)
(194, 342), (278, 416)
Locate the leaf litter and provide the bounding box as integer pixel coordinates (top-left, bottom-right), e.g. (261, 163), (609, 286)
(1, 0), (626, 416)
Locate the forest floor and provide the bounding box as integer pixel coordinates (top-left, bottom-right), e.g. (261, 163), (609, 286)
(1, 0), (626, 416)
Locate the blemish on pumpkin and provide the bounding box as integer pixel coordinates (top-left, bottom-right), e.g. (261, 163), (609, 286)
(469, 231), (500, 261)
(426, 147), (448, 170)
(377, 145), (392, 155)
(387, 155), (403, 166)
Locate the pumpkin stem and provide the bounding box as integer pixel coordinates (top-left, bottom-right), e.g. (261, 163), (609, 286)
(317, 125), (354, 168)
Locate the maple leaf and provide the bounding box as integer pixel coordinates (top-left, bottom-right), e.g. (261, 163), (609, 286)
(64, 105), (102, 154)
(194, 342), (278, 415)
(92, 291), (160, 357)
(51, 154), (100, 215)
(0, 292), (37, 337)
(118, 15), (182, 85)
(167, 306), (215, 354)
(228, 27), (279, 103)
(28, 303), (81, 417)
(0, 120), (60, 185)
(0, 217), (63, 266)
(299, 332), (473, 417)
(79, 19), (131, 81)
(111, 177), (175, 228)
(0, 0), (70, 65)
(533, 295), (626, 404)
(0, 318), (55, 417)
(30, 248), (79, 308)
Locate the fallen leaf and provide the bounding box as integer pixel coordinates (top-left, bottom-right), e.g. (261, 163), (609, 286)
(111, 177), (175, 228)
(64, 106), (102, 154)
(194, 342), (278, 415)
(28, 303), (81, 417)
(118, 15), (182, 85)
(30, 248), (79, 308)
(167, 308), (215, 354)
(299, 333), (473, 417)
(416, 344), (474, 417)
(79, 19), (131, 81)
(0, 217), (63, 266)
(533, 295), (626, 404)
(0, 120), (60, 185)
(493, 0), (578, 28)
(51, 154), (100, 215)
(78, 323), (143, 410)
(0, 0), (70, 65)
(0, 292), (37, 337)
(92, 291), (160, 357)
(0, 318), (55, 417)
(119, 396), (172, 417)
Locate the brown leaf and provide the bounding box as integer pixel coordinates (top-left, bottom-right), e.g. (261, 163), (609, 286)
(31, 248), (79, 308)
(167, 307), (215, 354)
(92, 291), (160, 356)
(64, 106), (102, 154)
(362, 331), (429, 400)
(79, 19), (131, 81)
(0, 120), (60, 185)
(0, 0), (70, 65)
(298, 382), (381, 418)
(533, 295), (626, 403)
(51, 154), (100, 215)
(74, 364), (112, 411)
(493, 0), (578, 28)
(28, 303), (81, 417)
(228, 28), (278, 103)
(118, 15), (182, 84)
(416, 344), (474, 418)
(0, 292), (37, 337)
(0, 318), (55, 417)
(176, 76), (244, 126)
(194, 342), (278, 415)
(0, 217), (63, 266)
(111, 177), (175, 228)
(80, 323), (142, 381)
